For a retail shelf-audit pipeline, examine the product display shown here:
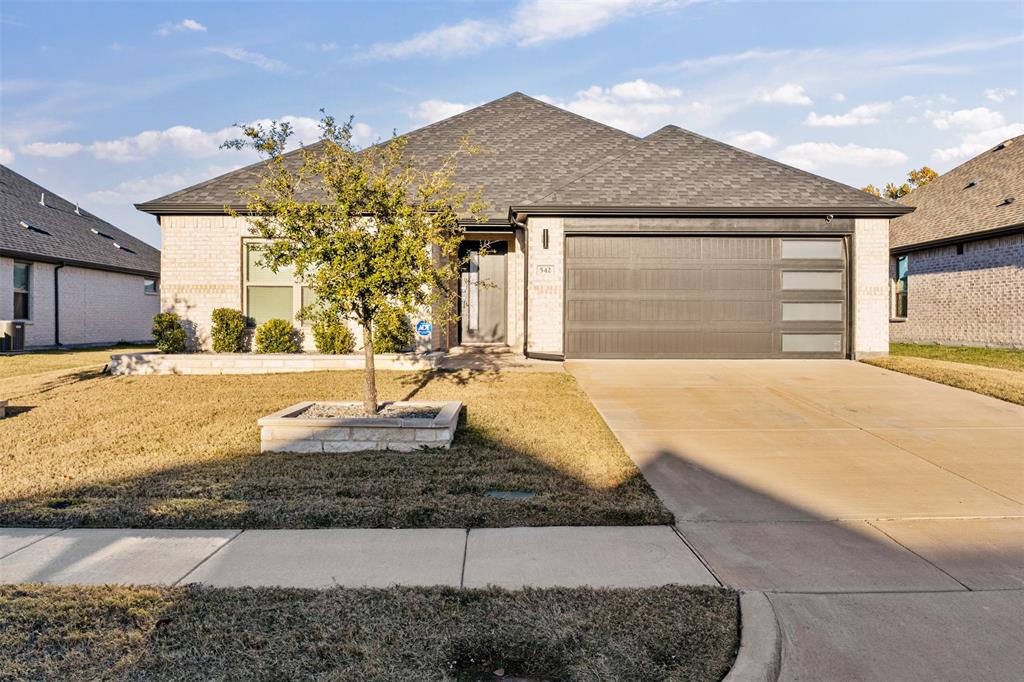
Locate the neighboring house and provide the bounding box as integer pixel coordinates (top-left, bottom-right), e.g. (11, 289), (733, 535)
(890, 136), (1023, 348)
(0, 165), (161, 349)
(137, 92), (910, 359)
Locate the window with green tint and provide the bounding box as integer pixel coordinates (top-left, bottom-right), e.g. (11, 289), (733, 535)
(300, 287), (319, 325)
(246, 286), (293, 327)
(246, 244), (294, 284)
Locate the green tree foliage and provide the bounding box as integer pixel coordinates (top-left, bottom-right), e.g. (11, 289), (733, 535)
(211, 308), (248, 353)
(152, 312), (187, 354)
(311, 319), (355, 354)
(254, 319), (299, 354)
(372, 305), (415, 353)
(225, 112), (486, 414)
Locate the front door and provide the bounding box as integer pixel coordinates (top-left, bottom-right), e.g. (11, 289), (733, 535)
(460, 241), (507, 344)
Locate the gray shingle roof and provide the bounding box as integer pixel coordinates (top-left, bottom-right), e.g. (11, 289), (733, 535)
(137, 92), (910, 219)
(1, 165), (160, 276)
(525, 125), (907, 213)
(892, 135), (1024, 250)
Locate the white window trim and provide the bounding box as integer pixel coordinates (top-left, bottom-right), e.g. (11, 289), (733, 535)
(12, 261), (31, 321)
(242, 239), (305, 327)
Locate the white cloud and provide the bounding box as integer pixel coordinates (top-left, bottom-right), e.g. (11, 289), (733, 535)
(156, 18), (207, 36)
(753, 83), (813, 106)
(661, 49), (794, 71)
(350, 122), (376, 147)
(17, 115), (332, 164)
(413, 99), (478, 124)
(514, 0), (677, 47)
(360, 19), (501, 60)
(931, 123), (1024, 163)
(208, 47), (289, 73)
(805, 101), (891, 127)
(725, 130), (778, 152)
(777, 142), (907, 170)
(926, 107), (1005, 131)
(20, 141), (84, 158)
(0, 147), (14, 164)
(541, 80), (710, 135)
(832, 93), (846, 102)
(361, 0), (681, 60)
(305, 42), (338, 52)
(984, 87), (1017, 103)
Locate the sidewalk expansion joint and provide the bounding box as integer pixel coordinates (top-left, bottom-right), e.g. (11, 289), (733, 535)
(172, 529), (244, 587)
(0, 527), (65, 562)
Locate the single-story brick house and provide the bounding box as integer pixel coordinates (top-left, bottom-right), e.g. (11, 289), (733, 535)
(136, 92), (911, 360)
(1, 164), (161, 349)
(889, 136), (1023, 348)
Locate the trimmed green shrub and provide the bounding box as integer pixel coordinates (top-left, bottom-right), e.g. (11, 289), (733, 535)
(152, 312), (187, 353)
(255, 319), (299, 354)
(373, 306), (414, 353)
(211, 308), (248, 353)
(312, 318), (355, 354)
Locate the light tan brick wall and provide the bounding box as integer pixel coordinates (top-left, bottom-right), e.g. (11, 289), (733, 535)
(0, 256), (158, 348)
(890, 233), (1024, 348)
(852, 218), (891, 357)
(525, 216), (564, 355)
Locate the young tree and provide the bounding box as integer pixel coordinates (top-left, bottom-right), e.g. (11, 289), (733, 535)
(907, 166), (938, 188)
(862, 166), (939, 200)
(224, 113), (486, 415)
(860, 184), (882, 197)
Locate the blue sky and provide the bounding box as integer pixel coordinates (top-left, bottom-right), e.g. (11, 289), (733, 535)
(2, 0), (1022, 246)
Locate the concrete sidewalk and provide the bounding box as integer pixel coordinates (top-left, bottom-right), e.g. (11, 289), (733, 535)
(0, 525), (717, 589)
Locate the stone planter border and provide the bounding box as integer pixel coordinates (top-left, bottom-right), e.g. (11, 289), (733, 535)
(258, 400), (462, 453)
(109, 352), (445, 376)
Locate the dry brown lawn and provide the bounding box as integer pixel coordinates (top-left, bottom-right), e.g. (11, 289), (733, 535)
(0, 352), (670, 528)
(865, 355), (1024, 406)
(0, 583), (738, 681)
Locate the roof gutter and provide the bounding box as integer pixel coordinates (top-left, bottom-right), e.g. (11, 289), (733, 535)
(891, 222), (1024, 255)
(0, 249), (159, 279)
(510, 205), (914, 219)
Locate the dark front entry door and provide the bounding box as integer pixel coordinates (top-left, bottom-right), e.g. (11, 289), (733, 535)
(460, 241), (507, 344)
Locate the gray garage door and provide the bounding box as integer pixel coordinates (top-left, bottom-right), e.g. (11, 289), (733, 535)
(564, 235), (848, 359)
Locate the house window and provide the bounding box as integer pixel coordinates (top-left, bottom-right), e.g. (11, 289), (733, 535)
(144, 278), (159, 295)
(243, 242), (299, 327)
(894, 255), (909, 318)
(13, 262), (30, 320)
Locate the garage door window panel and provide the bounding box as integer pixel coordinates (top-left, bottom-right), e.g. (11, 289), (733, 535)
(781, 239), (844, 260)
(781, 271), (844, 290)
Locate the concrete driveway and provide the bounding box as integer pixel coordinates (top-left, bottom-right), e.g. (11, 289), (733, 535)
(568, 360), (1024, 681)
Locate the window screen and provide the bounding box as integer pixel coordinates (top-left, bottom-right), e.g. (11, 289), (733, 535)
(246, 286), (293, 327)
(246, 244), (295, 283)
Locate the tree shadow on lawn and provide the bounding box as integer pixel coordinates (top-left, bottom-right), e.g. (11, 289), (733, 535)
(0, 369), (672, 530)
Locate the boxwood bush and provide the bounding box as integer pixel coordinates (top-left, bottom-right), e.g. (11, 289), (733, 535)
(373, 306), (414, 353)
(211, 308), (248, 353)
(151, 312), (187, 354)
(254, 319), (299, 354)
(312, 319), (355, 354)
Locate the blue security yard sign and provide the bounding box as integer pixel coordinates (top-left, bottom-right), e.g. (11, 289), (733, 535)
(416, 320), (433, 337)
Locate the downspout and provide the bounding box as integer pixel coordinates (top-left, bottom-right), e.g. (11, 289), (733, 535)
(510, 213), (528, 355)
(53, 262), (65, 346)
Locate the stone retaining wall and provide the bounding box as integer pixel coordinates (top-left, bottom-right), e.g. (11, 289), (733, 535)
(109, 352), (445, 375)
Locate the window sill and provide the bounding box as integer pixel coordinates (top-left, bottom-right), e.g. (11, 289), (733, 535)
(144, 292), (160, 297)
(890, 317), (907, 323)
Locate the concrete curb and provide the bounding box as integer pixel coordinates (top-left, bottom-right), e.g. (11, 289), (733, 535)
(723, 591), (782, 682)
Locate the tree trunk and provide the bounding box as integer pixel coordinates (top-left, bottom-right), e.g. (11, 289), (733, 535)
(362, 321), (378, 416)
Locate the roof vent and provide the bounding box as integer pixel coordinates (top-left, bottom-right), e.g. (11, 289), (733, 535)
(18, 219), (51, 235)
(75, 203), (81, 215)
(964, 178), (981, 189)
(90, 227), (113, 239)
(999, 197), (1015, 206)
(39, 192), (46, 207)
(113, 242), (136, 254)
(19, 220), (30, 229)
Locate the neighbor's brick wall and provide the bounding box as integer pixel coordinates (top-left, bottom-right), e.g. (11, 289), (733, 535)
(890, 232), (1024, 348)
(853, 218), (891, 357)
(0, 256), (158, 348)
(526, 217), (564, 356)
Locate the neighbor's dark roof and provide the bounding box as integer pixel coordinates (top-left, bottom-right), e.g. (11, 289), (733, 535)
(892, 135), (1024, 251)
(137, 92), (911, 220)
(1, 165), (160, 276)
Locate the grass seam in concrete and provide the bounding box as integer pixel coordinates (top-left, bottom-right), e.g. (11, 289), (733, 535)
(172, 529), (244, 587)
(723, 591), (781, 682)
(0, 527), (65, 561)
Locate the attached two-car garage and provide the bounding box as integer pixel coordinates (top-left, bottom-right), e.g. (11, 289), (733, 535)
(563, 234), (848, 359)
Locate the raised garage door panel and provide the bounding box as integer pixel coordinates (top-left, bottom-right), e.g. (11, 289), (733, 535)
(564, 235), (847, 359)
